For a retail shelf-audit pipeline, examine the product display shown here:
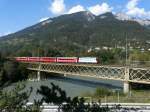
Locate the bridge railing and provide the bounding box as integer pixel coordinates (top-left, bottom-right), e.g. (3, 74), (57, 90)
(129, 67), (150, 84)
(27, 63), (125, 81)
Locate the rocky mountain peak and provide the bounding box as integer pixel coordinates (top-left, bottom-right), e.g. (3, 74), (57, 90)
(115, 12), (150, 26)
(115, 13), (132, 21)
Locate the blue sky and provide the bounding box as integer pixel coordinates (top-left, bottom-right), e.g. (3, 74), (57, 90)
(0, 0), (150, 36)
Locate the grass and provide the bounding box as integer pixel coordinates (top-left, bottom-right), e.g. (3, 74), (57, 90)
(81, 88), (150, 103)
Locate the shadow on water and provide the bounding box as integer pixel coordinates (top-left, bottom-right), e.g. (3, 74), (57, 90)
(46, 73), (122, 90)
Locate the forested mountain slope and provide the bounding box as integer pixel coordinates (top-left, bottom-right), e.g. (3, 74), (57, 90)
(0, 11), (150, 56)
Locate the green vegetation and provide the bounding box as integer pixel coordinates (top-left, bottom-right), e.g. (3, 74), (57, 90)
(0, 12), (150, 60)
(0, 83), (35, 112)
(130, 50), (150, 61)
(129, 50), (150, 66)
(0, 53), (28, 87)
(86, 48), (126, 64)
(82, 87), (150, 103)
(94, 87), (113, 97)
(82, 87), (124, 102)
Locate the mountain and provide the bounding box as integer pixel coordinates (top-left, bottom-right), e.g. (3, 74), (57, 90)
(115, 12), (150, 27)
(115, 13), (132, 21)
(0, 11), (150, 56)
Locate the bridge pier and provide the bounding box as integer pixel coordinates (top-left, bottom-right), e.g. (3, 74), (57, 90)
(123, 81), (129, 93)
(64, 74), (67, 77)
(123, 67), (130, 93)
(37, 63), (41, 81)
(37, 71), (41, 81)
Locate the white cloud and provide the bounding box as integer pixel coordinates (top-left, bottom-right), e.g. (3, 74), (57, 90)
(126, 0), (139, 10)
(126, 0), (150, 18)
(48, 1), (113, 16)
(49, 0), (65, 15)
(68, 5), (85, 14)
(39, 17), (49, 22)
(88, 3), (113, 16)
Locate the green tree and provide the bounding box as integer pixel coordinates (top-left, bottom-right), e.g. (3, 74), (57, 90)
(0, 52), (5, 68)
(3, 61), (28, 84)
(37, 83), (112, 112)
(0, 84), (33, 112)
(0, 69), (7, 87)
(37, 83), (71, 105)
(16, 50), (32, 57)
(3, 61), (20, 82)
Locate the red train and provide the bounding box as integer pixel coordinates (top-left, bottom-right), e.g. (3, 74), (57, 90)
(15, 57), (98, 64)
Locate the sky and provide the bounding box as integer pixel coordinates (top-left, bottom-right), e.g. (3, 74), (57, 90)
(0, 0), (150, 37)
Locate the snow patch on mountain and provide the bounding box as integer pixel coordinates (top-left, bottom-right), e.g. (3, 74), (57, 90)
(133, 19), (150, 26)
(115, 13), (132, 21)
(84, 11), (96, 22)
(41, 20), (52, 26)
(115, 13), (150, 26)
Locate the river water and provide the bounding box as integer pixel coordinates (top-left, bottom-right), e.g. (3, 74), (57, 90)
(24, 74), (123, 102)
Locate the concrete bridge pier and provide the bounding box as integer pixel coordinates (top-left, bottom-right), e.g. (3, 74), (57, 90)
(37, 71), (41, 81)
(123, 67), (130, 93)
(124, 81), (129, 93)
(37, 63), (41, 81)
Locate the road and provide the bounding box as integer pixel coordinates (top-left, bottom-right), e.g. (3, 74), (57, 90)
(27, 103), (150, 112)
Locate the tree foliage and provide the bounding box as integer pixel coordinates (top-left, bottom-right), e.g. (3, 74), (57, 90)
(0, 84), (33, 112)
(37, 83), (71, 105)
(130, 50), (150, 61)
(0, 53), (28, 87)
(37, 83), (112, 112)
(3, 61), (28, 83)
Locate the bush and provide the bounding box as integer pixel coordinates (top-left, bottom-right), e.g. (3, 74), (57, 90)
(94, 87), (112, 97)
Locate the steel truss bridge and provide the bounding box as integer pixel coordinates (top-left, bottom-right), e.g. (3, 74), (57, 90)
(26, 62), (150, 93)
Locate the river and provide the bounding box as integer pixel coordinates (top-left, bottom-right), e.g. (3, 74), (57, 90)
(24, 74), (123, 102)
